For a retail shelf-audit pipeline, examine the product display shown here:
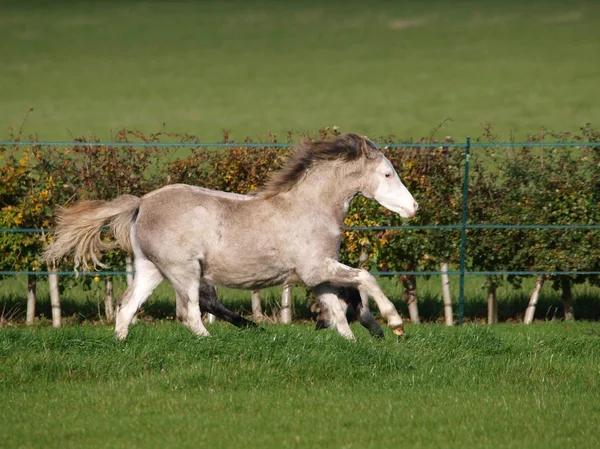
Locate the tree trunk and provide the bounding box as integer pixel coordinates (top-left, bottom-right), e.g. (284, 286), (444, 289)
(48, 266), (61, 327)
(561, 278), (574, 322)
(251, 290), (263, 322)
(26, 274), (36, 325)
(280, 284), (292, 324)
(440, 262), (453, 326)
(487, 282), (498, 324)
(104, 276), (115, 323)
(524, 276), (544, 324)
(125, 255), (134, 286)
(401, 274), (420, 324)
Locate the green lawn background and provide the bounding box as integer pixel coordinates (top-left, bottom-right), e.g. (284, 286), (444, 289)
(2, 0), (599, 142)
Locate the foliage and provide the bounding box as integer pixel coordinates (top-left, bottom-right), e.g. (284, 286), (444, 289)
(166, 130), (292, 194)
(0, 145), (54, 275)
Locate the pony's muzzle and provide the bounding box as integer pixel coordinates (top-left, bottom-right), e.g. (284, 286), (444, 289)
(401, 202), (418, 218)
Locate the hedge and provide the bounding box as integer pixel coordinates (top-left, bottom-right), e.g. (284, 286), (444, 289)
(1, 125), (598, 323)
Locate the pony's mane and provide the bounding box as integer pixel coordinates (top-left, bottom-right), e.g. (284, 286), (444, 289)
(255, 133), (379, 199)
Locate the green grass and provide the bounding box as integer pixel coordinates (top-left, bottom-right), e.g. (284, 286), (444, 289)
(1, 322), (599, 448)
(2, 0), (599, 142)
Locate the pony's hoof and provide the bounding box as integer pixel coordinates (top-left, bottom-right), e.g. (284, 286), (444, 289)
(391, 325), (405, 337)
(371, 329), (385, 339)
(115, 331), (128, 341)
(315, 319), (330, 331)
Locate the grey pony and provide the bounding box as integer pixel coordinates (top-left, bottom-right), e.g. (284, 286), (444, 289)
(45, 133), (418, 340)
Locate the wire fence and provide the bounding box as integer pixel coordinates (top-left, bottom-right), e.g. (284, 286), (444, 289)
(1, 138), (599, 324)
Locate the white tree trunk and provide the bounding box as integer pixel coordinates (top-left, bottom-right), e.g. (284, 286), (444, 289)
(104, 276), (115, 323)
(487, 282), (498, 324)
(125, 256), (134, 286)
(251, 290), (263, 322)
(524, 276), (544, 324)
(280, 284), (292, 324)
(26, 274), (36, 325)
(440, 262), (453, 326)
(48, 267), (61, 327)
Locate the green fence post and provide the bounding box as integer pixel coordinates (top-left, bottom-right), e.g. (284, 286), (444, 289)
(458, 137), (471, 325)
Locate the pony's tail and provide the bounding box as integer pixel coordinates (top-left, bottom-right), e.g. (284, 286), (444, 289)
(44, 194), (141, 272)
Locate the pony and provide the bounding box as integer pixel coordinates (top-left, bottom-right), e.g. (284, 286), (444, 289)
(45, 133), (418, 340)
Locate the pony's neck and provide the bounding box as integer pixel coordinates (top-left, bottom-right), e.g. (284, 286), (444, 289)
(292, 165), (361, 224)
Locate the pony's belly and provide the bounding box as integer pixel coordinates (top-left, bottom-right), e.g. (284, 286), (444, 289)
(203, 256), (296, 290)
(206, 269), (295, 290)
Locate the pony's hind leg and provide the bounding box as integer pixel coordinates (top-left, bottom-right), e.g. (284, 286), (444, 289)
(313, 283), (355, 340)
(115, 258), (164, 340)
(198, 283), (257, 328)
(339, 287), (384, 338)
(350, 289), (384, 338)
(175, 285), (256, 329)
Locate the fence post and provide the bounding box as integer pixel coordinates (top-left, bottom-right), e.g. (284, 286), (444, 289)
(48, 266), (61, 327)
(458, 137), (471, 325)
(251, 290), (263, 322)
(26, 274), (36, 325)
(280, 284), (292, 324)
(440, 262), (453, 326)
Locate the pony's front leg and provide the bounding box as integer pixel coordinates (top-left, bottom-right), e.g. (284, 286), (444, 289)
(175, 292), (189, 324)
(160, 261), (210, 337)
(313, 284), (355, 340)
(173, 283), (210, 337)
(309, 260), (405, 336)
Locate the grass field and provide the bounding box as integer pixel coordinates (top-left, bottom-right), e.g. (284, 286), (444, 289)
(1, 322), (599, 448)
(2, 0), (600, 141)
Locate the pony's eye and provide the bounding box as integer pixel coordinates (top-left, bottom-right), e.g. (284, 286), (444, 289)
(385, 173), (392, 178)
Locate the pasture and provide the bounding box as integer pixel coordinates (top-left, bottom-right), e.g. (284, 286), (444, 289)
(2, 0), (600, 141)
(2, 322), (600, 448)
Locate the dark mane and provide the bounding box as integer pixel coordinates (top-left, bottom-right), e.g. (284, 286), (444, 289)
(256, 133), (379, 199)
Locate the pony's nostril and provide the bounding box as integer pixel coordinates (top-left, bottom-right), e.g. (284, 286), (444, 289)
(414, 201), (419, 211)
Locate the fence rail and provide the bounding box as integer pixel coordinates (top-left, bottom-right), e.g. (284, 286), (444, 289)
(2, 138), (599, 325)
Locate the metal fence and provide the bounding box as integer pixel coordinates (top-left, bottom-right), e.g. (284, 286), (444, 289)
(1, 138), (599, 324)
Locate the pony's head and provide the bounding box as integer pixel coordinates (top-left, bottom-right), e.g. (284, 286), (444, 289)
(256, 133), (418, 219)
(350, 135), (418, 218)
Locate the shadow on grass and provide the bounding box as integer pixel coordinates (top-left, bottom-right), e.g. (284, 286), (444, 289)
(2, 289), (599, 326)
(412, 291), (600, 323)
